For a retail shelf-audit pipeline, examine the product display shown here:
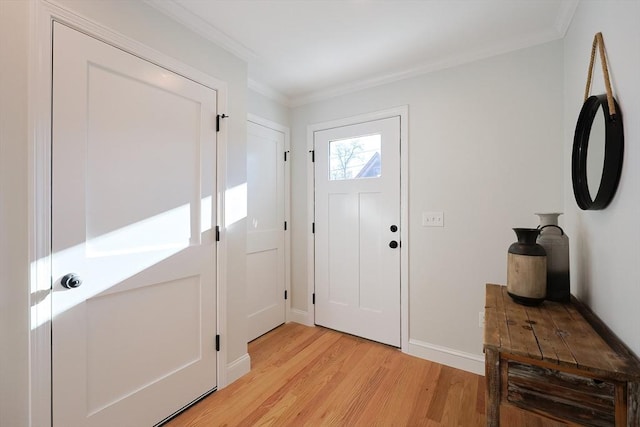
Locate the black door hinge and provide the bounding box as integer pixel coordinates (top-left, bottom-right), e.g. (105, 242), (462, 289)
(215, 334), (220, 351)
(309, 150), (315, 162)
(284, 221), (287, 231)
(284, 151), (289, 162)
(215, 225), (220, 242)
(284, 290), (288, 300)
(312, 293), (315, 305)
(312, 222), (315, 234)
(216, 114), (228, 132)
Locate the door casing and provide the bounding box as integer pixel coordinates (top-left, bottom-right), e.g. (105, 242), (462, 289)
(305, 106), (409, 351)
(28, 2), (229, 426)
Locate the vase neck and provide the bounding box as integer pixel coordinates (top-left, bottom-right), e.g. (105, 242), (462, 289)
(513, 228), (540, 244)
(535, 212), (562, 227)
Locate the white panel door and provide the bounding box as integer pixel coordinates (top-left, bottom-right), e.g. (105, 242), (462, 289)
(51, 23), (217, 426)
(314, 116), (401, 347)
(246, 121), (286, 341)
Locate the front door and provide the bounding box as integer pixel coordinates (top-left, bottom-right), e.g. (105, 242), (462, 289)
(51, 23), (218, 426)
(246, 120), (286, 341)
(314, 116), (401, 347)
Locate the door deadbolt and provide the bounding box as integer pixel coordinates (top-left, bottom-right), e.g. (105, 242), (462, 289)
(390, 225), (398, 232)
(61, 273), (82, 289)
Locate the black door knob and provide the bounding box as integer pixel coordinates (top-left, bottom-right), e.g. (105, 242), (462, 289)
(61, 273), (82, 289)
(389, 240), (399, 249)
(390, 225), (398, 232)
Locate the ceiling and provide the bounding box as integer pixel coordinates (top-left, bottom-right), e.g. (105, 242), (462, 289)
(147, 0), (579, 106)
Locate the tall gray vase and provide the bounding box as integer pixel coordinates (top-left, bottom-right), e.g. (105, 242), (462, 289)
(535, 213), (570, 302)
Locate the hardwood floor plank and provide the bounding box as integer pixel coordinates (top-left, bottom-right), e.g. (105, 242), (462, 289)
(439, 368), (467, 426)
(402, 360), (442, 425)
(165, 323), (491, 426)
(425, 365), (456, 423)
(301, 341), (390, 424)
(364, 355), (433, 425)
(238, 335), (363, 425)
(476, 375), (486, 416)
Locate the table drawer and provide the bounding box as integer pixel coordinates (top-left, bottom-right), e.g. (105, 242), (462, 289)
(507, 361), (616, 426)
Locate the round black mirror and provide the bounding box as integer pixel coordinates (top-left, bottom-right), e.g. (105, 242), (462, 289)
(571, 94), (624, 210)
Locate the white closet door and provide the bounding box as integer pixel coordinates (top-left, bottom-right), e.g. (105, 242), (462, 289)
(52, 22), (217, 426)
(246, 121), (286, 341)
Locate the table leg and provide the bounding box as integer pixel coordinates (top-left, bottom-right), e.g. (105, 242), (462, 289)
(629, 382), (639, 427)
(485, 347), (500, 427)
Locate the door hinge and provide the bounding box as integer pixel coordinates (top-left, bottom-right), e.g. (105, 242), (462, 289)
(284, 150), (289, 162)
(215, 334), (220, 351)
(312, 222), (315, 234)
(284, 221), (287, 231)
(309, 150), (315, 162)
(216, 114), (228, 132)
(312, 293), (315, 305)
(284, 290), (288, 300)
(215, 225), (220, 242)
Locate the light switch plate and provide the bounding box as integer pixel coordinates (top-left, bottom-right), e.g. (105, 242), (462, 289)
(422, 211), (444, 227)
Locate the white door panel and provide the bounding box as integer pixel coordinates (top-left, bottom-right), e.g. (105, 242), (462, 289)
(246, 121), (286, 341)
(52, 22), (217, 426)
(315, 116), (400, 347)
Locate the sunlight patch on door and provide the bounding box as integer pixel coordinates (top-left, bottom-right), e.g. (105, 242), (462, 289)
(86, 204), (191, 257)
(329, 134), (381, 180)
(36, 197), (214, 328)
(224, 183), (247, 227)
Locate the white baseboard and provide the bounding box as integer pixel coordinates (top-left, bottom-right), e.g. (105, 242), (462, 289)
(226, 353), (251, 385)
(407, 339), (485, 376)
(289, 308), (314, 326)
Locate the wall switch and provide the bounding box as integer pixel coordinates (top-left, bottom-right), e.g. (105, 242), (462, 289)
(479, 311), (485, 328)
(422, 211), (444, 227)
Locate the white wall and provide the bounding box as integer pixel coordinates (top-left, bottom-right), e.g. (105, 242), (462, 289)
(563, 1), (640, 357)
(0, 1), (30, 425)
(248, 89), (291, 127)
(0, 1), (249, 425)
(290, 41), (565, 365)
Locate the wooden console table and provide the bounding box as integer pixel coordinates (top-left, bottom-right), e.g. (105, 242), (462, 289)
(484, 284), (640, 426)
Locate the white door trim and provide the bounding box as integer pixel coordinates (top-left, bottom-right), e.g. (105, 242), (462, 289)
(29, 2), (229, 425)
(306, 106), (409, 351)
(246, 114), (291, 325)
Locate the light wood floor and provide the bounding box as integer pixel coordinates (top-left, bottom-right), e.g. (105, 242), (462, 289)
(165, 323), (486, 426)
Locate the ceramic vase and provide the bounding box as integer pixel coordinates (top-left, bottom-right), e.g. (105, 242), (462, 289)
(536, 213), (570, 302)
(507, 228), (547, 306)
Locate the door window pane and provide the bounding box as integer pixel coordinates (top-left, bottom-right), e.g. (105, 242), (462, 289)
(329, 134), (381, 180)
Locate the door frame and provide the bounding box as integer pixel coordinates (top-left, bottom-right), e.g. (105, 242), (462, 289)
(246, 114), (292, 326)
(305, 106), (409, 351)
(28, 2), (229, 425)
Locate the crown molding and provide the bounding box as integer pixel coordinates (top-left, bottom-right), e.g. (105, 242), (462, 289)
(289, 24), (570, 107)
(145, 0), (580, 110)
(143, 0), (257, 62)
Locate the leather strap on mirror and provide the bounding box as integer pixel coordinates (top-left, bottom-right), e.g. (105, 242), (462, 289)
(584, 32), (616, 118)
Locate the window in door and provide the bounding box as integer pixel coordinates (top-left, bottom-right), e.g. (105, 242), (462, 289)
(329, 134), (381, 180)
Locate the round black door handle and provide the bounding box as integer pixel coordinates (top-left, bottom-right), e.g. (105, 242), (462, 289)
(389, 240), (399, 249)
(61, 273), (82, 289)
(390, 225), (398, 232)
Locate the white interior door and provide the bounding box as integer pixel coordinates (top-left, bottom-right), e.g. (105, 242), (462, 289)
(51, 23), (217, 426)
(314, 116), (401, 347)
(246, 120), (286, 341)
